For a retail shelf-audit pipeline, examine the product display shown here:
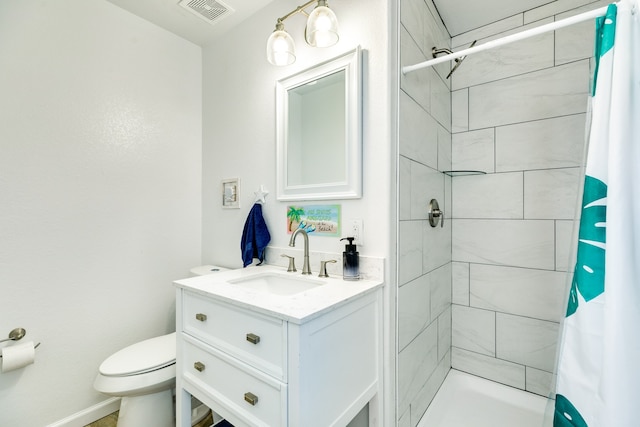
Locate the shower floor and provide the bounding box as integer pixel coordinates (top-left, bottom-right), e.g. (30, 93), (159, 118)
(417, 369), (549, 427)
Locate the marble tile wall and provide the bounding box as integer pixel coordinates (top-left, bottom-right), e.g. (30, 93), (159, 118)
(398, 0), (452, 425)
(449, 0), (602, 397)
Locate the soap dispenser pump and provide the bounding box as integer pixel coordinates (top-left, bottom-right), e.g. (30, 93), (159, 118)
(340, 237), (360, 281)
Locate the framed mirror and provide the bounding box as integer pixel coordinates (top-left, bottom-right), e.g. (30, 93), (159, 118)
(276, 46), (362, 201)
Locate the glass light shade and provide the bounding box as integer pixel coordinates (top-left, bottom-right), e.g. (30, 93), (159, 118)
(305, 5), (339, 47)
(267, 29), (296, 66)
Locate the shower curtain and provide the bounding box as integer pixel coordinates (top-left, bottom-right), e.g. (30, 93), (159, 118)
(554, 1), (640, 426)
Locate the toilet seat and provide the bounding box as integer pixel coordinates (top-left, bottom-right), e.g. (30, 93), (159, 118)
(99, 332), (176, 377)
(94, 332), (177, 397)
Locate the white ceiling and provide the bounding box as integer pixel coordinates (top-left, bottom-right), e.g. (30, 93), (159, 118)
(106, 0), (554, 46)
(106, 0), (276, 46)
(432, 0), (553, 36)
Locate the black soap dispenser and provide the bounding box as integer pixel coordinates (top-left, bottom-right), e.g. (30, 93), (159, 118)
(340, 237), (360, 281)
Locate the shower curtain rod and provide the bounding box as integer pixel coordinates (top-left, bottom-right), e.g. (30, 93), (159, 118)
(402, 4), (611, 75)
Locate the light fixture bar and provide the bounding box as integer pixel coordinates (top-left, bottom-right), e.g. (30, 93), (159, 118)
(275, 0), (317, 24)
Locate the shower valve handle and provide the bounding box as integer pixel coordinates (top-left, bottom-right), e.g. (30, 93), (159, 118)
(428, 199), (444, 228)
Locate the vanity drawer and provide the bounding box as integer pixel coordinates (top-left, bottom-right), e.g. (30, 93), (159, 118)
(182, 291), (287, 380)
(183, 339), (287, 427)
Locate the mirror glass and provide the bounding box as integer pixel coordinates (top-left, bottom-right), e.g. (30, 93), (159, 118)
(286, 70), (345, 186)
(276, 47), (361, 200)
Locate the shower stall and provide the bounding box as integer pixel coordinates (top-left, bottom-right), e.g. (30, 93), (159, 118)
(396, 0), (598, 425)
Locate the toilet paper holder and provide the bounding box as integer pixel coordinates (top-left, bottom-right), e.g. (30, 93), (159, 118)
(0, 328), (41, 357)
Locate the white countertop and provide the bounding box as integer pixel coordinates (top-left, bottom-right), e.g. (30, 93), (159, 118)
(173, 264), (384, 324)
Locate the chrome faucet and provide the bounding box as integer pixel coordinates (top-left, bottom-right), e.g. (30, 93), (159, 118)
(289, 228), (311, 275)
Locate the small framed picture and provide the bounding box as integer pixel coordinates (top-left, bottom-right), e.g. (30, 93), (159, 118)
(222, 178), (240, 209)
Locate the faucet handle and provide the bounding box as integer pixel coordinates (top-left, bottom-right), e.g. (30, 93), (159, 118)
(318, 260), (337, 278)
(281, 254), (297, 272)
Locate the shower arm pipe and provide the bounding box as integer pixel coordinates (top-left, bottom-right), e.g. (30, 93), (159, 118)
(402, 4), (610, 75)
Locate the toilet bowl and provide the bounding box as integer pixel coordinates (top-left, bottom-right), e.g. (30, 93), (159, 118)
(94, 265), (227, 427)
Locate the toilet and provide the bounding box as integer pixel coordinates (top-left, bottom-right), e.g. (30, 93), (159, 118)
(94, 265), (227, 427)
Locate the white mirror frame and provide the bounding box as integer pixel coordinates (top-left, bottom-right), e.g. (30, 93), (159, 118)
(276, 46), (362, 201)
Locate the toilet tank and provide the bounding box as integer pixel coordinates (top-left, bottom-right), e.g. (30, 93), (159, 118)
(189, 265), (229, 277)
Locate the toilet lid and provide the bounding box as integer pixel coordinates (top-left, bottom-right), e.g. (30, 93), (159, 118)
(99, 332), (176, 376)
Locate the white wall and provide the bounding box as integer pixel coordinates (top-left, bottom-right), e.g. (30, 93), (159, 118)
(0, 1), (202, 426)
(201, 0), (392, 268)
(202, 3), (394, 424)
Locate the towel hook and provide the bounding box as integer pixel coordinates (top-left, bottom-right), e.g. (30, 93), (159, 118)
(254, 185), (269, 204)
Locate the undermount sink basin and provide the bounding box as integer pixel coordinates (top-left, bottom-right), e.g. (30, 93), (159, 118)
(228, 272), (325, 296)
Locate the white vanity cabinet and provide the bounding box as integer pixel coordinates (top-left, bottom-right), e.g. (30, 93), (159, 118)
(174, 267), (383, 427)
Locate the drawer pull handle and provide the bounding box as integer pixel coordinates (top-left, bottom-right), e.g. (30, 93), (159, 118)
(193, 361), (205, 372)
(244, 392), (259, 406)
(195, 313), (207, 322)
(246, 333), (261, 345)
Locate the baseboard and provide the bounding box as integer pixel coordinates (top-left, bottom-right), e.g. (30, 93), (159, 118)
(46, 397), (121, 427)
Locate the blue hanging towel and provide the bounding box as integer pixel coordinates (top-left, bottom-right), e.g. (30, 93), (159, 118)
(241, 203), (271, 267)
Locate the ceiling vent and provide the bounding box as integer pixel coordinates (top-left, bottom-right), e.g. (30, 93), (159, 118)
(178, 0), (235, 26)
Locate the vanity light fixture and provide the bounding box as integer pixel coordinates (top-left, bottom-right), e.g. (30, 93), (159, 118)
(266, 0), (339, 66)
